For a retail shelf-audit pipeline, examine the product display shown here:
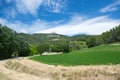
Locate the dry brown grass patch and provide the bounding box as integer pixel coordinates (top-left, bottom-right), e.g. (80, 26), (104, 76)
(2, 58), (120, 80)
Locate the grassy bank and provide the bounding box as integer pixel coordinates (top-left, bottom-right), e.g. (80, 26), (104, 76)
(30, 45), (120, 66)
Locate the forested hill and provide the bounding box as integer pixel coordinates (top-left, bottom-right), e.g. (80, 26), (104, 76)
(18, 32), (93, 45)
(18, 33), (70, 45)
(86, 25), (120, 47)
(0, 23), (120, 59)
(18, 23), (120, 46)
(71, 35), (91, 42)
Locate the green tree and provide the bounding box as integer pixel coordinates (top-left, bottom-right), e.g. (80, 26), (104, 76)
(29, 45), (38, 56)
(61, 41), (70, 53)
(17, 37), (30, 56)
(0, 24), (17, 59)
(37, 43), (49, 55)
(86, 36), (96, 48)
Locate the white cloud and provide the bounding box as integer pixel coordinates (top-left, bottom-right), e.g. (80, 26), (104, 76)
(16, 0), (43, 15)
(37, 16), (120, 36)
(15, 0), (66, 15)
(0, 17), (64, 34)
(43, 0), (67, 13)
(100, 0), (120, 13)
(0, 15), (120, 36)
(68, 14), (87, 24)
(0, 18), (51, 33)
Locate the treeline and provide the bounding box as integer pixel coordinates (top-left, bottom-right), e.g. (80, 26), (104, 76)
(37, 41), (70, 55)
(2, 23), (119, 59)
(0, 24), (68, 59)
(87, 25), (120, 47)
(0, 24), (86, 59)
(18, 33), (70, 45)
(0, 24), (30, 59)
(71, 34), (91, 42)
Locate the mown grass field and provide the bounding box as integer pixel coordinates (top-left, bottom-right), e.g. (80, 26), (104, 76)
(29, 45), (120, 66)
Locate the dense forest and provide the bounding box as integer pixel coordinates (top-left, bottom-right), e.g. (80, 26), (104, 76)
(86, 25), (120, 47)
(18, 33), (70, 45)
(0, 23), (120, 59)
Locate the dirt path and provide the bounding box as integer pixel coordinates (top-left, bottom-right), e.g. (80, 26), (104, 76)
(0, 58), (120, 80)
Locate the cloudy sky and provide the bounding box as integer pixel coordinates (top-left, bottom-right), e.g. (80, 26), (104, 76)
(0, 0), (120, 36)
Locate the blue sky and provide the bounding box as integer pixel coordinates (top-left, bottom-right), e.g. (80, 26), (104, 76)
(0, 0), (120, 36)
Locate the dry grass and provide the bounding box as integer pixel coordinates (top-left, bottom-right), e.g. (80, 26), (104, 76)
(0, 72), (12, 80)
(0, 58), (119, 80)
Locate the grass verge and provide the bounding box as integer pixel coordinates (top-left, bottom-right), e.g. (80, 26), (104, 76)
(29, 45), (120, 66)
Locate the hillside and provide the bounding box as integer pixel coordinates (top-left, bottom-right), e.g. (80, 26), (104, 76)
(30, 44), (120, 66)
(18, 33), (70, 45)
(71, 34), (91, 41)
(18, 33), (92, 45)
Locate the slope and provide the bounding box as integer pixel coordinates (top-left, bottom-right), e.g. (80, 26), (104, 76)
(30, 45), (120, 66)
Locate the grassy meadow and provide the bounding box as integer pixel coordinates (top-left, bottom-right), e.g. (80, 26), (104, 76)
(30, 45), (120, 66)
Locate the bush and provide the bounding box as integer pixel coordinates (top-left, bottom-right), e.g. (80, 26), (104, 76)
(86, 36), (96, 48)
(37, 43), (49, 55)
(62, 42), (70, 53)
(29, 45), (38, 56)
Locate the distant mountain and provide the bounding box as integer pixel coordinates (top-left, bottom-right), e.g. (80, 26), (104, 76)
(71, 34), (91, 42)
(18, 33), (70, 45)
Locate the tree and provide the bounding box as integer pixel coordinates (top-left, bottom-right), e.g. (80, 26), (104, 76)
(17, 37), (30, 57)
(37, 43), (49, 55)
(0, 24), (32, 59)
(69, 41), (87, 50)
(61, 41), (70, 53)
(29, 45), (38, 56)
(86, 25), (120, 48)
(86, 36), (96, 48)
(0, 24), (17, 59)
(101, 25), (120, 44)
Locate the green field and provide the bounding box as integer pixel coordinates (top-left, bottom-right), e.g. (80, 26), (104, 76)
(29, 45), (120, 66)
